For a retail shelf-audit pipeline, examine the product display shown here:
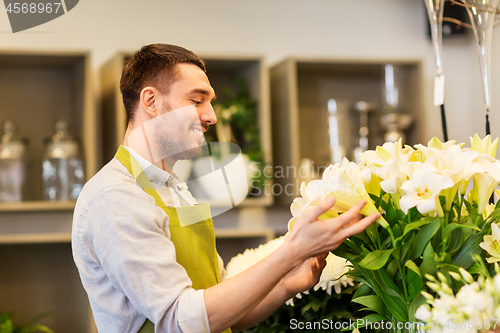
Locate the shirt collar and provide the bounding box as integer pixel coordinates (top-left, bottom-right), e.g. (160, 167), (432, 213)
(122, 145), (180, 186)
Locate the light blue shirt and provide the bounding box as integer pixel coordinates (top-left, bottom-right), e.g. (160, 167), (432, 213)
(72, 149), (224, 333)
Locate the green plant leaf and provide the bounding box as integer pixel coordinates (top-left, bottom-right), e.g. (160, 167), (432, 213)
(352, 295), (386, 317)
(372, 269), (408, 322)
(347, 314), (387, 330)
(409, 219), (441, 260)
(358, 249), (394, 270)
(402, 217), (435, 238)
(386, 259), (399, 278)
(408, 293), (426, 323)
(332, 242), (361, 260)
(423, 242), (434, 260)
(451, 231), (487, 269)
(352, 283), (373, 299)
(443, 222), (480, 241)
(420, 253), (439, 277)
(405, 260), (423, 301)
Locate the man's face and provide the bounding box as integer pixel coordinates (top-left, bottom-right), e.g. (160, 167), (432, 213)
(154, 63), (217, 161)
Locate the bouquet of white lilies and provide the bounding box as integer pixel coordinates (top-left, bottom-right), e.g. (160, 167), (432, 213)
(290, 134), (500, 327)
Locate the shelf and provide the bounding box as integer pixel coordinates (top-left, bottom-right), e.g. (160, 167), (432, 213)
(0, 200), (76, 212)
(0, 50), (96, 201)
(0, 232), (71, 244)
(101, 51), (273, 206)
(0, 50), (97, 333)
(270, 57), (424, 205)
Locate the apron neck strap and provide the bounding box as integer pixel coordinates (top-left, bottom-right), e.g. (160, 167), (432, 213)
(115, 145), (168, 210)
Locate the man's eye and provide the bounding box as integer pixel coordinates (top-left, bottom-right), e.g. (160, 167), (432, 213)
(191, 100), (201, 105)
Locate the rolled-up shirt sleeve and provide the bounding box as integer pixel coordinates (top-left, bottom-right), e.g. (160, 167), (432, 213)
(73, 179), (211, 333)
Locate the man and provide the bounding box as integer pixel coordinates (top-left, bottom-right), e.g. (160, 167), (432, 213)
(72, 44), (380, 333)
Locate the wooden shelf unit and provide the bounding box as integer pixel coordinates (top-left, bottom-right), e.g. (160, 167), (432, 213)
(0, 50), (97, 333)
(101, 52), (274, 207)
(270, 58), (424, 205)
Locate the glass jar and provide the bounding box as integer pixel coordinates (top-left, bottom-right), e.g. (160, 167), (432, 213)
(42, 120), (85, 201)
(0, 121), (28, 202)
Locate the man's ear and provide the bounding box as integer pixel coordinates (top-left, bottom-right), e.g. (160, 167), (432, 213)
(139, 87), (159, 118)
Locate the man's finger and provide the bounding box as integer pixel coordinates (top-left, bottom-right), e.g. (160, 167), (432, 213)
(338, 212), (380, 240)
(301, 196), (336, 223)
(331, 199), (367, 226)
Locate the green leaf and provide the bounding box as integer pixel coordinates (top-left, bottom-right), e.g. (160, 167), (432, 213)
(443, 222), (480, 241)
(352, 295), (386, 317)
(408, 293), (426, 322)
(332, 242), (361, 260)
(409, 219), (441, 260)
(405, 260), (423, 301)
(372, 270), (408, 322)
(423, 242), (434, 260)
(386, 259), (399, 278)
(358, 249), (394, 270)
(402, 217), (435, 237)
(352, 283), (373, 299)
(350, 314), (387, 329)
(420, 253), (439, 277)
(446, 228), (463, 254)
(451, 232), (487, 269)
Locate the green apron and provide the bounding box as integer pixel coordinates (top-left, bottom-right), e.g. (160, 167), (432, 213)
(115, 146), (232, 333)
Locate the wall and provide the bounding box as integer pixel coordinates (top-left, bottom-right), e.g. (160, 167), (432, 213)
(0, 0), (497, 145)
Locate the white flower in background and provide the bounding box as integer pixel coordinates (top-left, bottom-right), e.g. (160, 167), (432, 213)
(399, 167), (454, 216)
(417, 268), (500, 333)
(225, 236), (285, 279)
(480, 223), (500, 263)
(414, 305), (431, 322)
(226, 238), (354, 306)
(314, 253), (354, 295)
(456, 283), (490, 312)
(287, 253), (354, 306)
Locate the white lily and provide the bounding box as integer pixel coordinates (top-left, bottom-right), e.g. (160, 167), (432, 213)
(369, 156), (410, 209)
(359, 138), (412, 167)
(288, 178), (341, 231)
(480, 223), (500, 263)
(423, 145), (481, 211)
(399, 167), (454, 216)
(414, 137), (463, 162)
(470, 133), (499, 158)
(322, 159), (388, 228)
(471, 158), (500, 214)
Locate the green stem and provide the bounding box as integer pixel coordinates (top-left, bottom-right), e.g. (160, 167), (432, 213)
(396, 259), (409, 302)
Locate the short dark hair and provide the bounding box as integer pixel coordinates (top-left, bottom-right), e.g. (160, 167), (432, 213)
(120, 44), (206, 125)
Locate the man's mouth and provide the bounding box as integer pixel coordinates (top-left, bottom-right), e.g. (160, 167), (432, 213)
(192, 128), (204, 140)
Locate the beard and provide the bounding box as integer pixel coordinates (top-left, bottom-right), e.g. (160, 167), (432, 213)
(149, 102), (204, 163)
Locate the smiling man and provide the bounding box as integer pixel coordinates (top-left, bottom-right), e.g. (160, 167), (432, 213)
(71, 43), (380, 333)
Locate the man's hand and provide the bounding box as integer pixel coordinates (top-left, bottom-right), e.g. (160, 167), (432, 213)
(282, 254), (327, 297)
(284, 196), (380, 266)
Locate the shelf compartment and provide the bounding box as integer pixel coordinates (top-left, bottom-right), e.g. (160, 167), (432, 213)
(271, 57), (423, 205)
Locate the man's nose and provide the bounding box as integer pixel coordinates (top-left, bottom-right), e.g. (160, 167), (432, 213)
(199, 103), (217, 125)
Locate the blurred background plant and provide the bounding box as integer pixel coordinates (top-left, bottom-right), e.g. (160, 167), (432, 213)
(207, 78), (269, 194)
(0, 312), (54, 333)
